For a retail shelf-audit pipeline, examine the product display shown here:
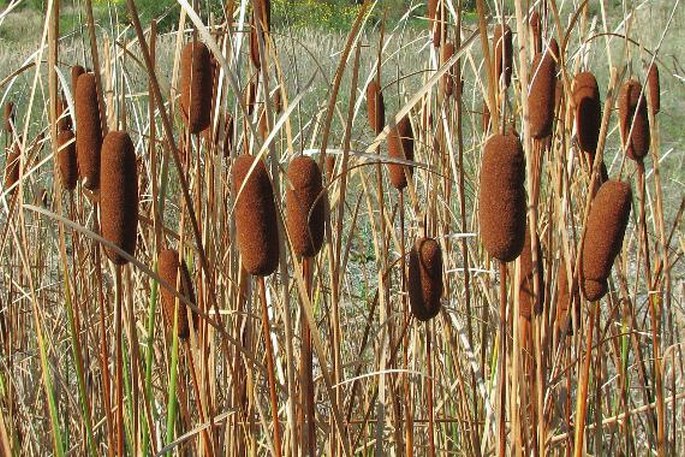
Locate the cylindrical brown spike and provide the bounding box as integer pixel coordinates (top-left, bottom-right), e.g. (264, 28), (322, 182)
(432, 2), (443, 48)
(71, 65), (85, 97)
(440, 41), (456, 97)
(366, 80), (385, 135)
(325, 154), (336, 181)
(257, 109), (268, 140)
(254, 0), (271, 32)
(100, 131), (138, 265)
(387, 116), (414, 190)
(57, 129), (78, 191)
(158, 248), (198, 340)
(249, 14), (261, 71)
(75, 72), (103, 190)
(246, 80), (257, 116)
(530, 10), (542, 55)
(529, 39), (558, 139)
(427, 0), (437, 21)
(4, 102), (14, 133)
(286, 156), (326, 258)
(572, 72), (601, 163)
(233, 155), (279, 276)
(581, 180), (632, 301)
(619, 79), (650, 162)
(408, 237), (443, 321)
(57, 97), (72, 131)
(478, 132), (527, 262)
(494, 24), (513, 89)
(273, 88), (283, 114)
(4, 142), (20, 191)
(518, 228), (545, 318)
(646, 62), (660, 114)
(180, 42), (213, 134)
(555, 260), (580, 335)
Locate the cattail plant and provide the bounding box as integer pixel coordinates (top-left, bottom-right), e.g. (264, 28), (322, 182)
(387, 116), (414, 190)
(246, 80), (257, 116)
(646, 62), (660, 115)
(572, 71), (601, 164)
(180, 42), (213, 134)
(71, 65), (85, 96)
(57, 97), (72, 132)
(158, 248), (198, 339)
(57, 129), (78, 191)
(366, 80), (385, 134)
(100, 130), (138, 264)
(4, 141), (20, 191)
(581, 180), (632, 301)
(253, 0), (271, 32)
(519, 228), (544, 318)
(619, 79), (650, 162)
(482, 101), (491, 133)
(249, 14), (262, 71)
(4, 102), (14, 134)
(408, 237), (443, 321)
(529, 10), (542, 55)
(440, 41), (456, 97)
(75, 72), (103, 190)
(493, 24), (513, 89)
(529, 39), (558, 139)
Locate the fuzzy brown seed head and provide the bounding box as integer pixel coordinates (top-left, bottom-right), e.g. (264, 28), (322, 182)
(366, 80), (385, 134)
(530, 10), (542, 55)
(431, 3), (444, 47)
(4, 102), (14, 133)
(249, 14), (262, 71)
(387, 116), (414, 190)
(180, 42), (213, 134)
(494, 24), (513, 89)
(71, 65), (85, 97)
(619, 79), (650, 162)
(4, 142), (20, 191)
(246, 80), (257, 116)
(646, 62), (660, 114)
(286, 156), (326, 258)
(57, 129), (78, 191)
(254, 0), (271, 32)
(57, 97), (72, 131)
(75, 72), (103, 190)
(409, 237), (443, 322)
(233, 155), (279, 276)
(158, 248), (198, 340)
(529, 39), (558, 139)
(572, 72), (601, 160)
(100, 131), (138, 265)
(518, 228), (545, 318)
(581, 180), (632, 301)
(257, 109), (268, 140)
(440, 41), (456, 97)
(478, 132), (527, 262)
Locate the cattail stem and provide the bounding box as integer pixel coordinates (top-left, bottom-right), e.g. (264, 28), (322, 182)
(301, 257), (315, 456)
(498, 261), (507, 457)
(426, 322), (436, 457)
(573, 300), (598, 457)
(257, 277), (282, 457)
(399, 191), (413, 456)
(115, 265), (125, 456)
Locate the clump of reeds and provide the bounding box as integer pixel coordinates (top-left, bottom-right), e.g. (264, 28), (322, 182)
(408, 237), (443, 321)
(529, 39), (558, 139)
(619, 79), (650, 162)
(366, 80), (384, 134)
(75, 72), (103, 190)
(572, 71), (601, 163)
(478, 132), (527, 262)
(57, 129), (78, 191)
(232, 155), (279, 276)
(387, 116), (414, 190)
(286, 155), (326, 257)
(158, 248), (198, 339)
(581, 180), (632, 301)
(180, 42), (213, 134)
(100, 131), (138, 264)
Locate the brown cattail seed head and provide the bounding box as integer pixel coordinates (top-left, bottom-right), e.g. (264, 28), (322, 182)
(233, 155), (279, 276)
(528, 39), (558, 139)
(4, 142), (20, 191)
(530, 10), (542, 55)
(4, 102), (14, 133)
(409, 237), (443, 322)
(440, 41), (456, 97)
(518, 228), (545, 318)
(180, 42), (213, 134)
(366, 80), (385, 134)
(57, 129), (78, 191)
(431, 3), (443, 47)
(246, 81), (257, 116)
(100, 131), (138, 265)
(619, 79), (650, 162)
(494, 24), (513, 89)
(555, 260), (579, 335)
(325, 154), (336, 181)
(646, 62), (660, 114)
(286, 156), (326, 258)
(581, 180), (632, 301)
(75, 72), (103, 190)
(572, 72), (601, 161)
(387, 116), (414, 190)
(478, 132), (527, 262)
(158, 249), (198, 339)
(58, 97), (73, 131)
(71, 65), (85, 97)
(254, 0), (271, 32)
(249, 14), (261, 71)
